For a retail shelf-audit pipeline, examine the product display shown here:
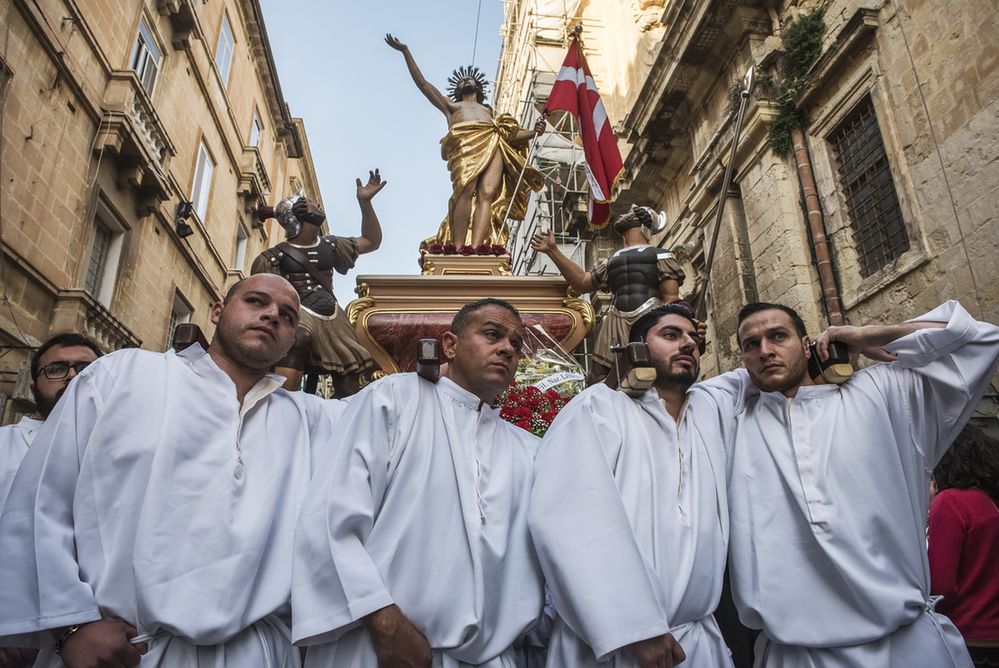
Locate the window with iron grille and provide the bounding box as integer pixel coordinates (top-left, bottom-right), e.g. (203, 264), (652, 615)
(829, 96), (909, 276)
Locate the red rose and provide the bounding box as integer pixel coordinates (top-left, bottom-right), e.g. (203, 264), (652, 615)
(491, 244), (507, 255)
(475, 243), (493, 255)
(428, 242), (444, 254)
(443, 243), (458, 254)
(459, 244), (476, 256)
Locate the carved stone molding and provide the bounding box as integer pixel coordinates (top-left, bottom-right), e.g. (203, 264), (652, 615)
(238, 147), (272, 206)
(50, 289), (141, 351)
(632, 0), (668, 31)
(156, 0), (200, 49)
(97, 72), (175, 213)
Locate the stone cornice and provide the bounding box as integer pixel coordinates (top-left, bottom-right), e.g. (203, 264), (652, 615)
(240, 0), (304, 159)
(796, 7), (880, 108)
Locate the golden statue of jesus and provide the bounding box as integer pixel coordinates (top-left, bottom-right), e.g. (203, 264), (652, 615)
(386, 34), (545, 247)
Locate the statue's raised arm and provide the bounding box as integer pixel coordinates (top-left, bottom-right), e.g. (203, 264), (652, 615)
(385, 34), (453, 119)
(385, 33), (545, 248)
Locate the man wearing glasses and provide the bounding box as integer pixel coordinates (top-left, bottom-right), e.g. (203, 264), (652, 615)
(0, 333), (101, 668)
(0, 333), (101, 511)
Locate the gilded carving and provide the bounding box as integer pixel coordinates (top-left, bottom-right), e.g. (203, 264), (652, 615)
(346, 295), (375, 326)
(563, 293), (596, 330)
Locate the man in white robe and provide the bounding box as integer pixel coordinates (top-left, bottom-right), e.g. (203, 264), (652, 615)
(0, 332), (101, 514)
(0, 333), (101, 668)
(529, 303), (735, 668)
(293, 298), (544, 667)
(0, 274), (344, 667)
(696, 300), (999, 667)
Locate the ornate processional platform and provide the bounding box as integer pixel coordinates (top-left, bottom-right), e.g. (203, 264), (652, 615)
(346, 254), (593, 376)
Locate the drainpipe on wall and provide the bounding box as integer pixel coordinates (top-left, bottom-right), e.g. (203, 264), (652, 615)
(790, 126), (845, 326)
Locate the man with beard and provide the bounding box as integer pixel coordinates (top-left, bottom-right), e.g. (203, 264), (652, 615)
(528, 303), (736, 667)
(0, 333), (101, 668)
(0, 274), (344, 667)
(1, 333), (101, 513)
(385, 34), (545, 248)
(292, 298), (545, 667)
(531, 205), (685, 383)
(702, 301), (999, 667)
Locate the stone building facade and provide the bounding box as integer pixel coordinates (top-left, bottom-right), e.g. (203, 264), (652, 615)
(0, 0), (322, 421)
(498, 0), (998, 421)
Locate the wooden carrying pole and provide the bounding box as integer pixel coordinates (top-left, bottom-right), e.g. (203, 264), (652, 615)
(696, 66), (755, 322)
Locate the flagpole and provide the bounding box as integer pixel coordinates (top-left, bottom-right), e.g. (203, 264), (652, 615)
(695, 66), (755, 322)
(502, 26), (585, 232)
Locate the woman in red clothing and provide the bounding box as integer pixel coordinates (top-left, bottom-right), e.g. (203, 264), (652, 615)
(929, 424), (999, 668)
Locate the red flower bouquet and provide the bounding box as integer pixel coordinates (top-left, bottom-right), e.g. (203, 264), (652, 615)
(421, 243), (507, 257)
(498, 384), (572, 437)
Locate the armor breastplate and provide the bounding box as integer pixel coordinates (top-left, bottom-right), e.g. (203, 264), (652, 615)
(606, 246), (661, 312)
(268, 239), (338, 316)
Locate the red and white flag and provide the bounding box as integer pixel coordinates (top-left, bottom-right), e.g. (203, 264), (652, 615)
(545, 35), (623, 227)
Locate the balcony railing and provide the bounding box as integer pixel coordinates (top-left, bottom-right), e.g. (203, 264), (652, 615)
(51, 289), (142, 352)
(239, 147), (272, 198)
(96, 71), (175, 214)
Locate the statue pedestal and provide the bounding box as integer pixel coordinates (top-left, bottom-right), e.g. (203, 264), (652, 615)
(420, 253), (511, 276)
(347, 261), (593, 375)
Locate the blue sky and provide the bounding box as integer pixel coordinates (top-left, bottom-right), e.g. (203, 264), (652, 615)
(259, 0), (506, 292)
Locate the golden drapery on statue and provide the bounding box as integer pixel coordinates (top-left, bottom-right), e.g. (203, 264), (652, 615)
(432, 113), (544, 247)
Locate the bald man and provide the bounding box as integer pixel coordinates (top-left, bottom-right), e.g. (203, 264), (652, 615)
(0, 274), (345, 667)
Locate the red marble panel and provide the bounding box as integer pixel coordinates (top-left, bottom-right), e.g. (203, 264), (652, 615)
(366, 311), (575, 371)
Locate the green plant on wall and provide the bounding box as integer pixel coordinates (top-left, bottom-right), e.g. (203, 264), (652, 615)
(767, 10), (826, 154)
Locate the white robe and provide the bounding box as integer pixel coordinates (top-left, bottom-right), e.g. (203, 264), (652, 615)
(529, 383), (735, 667)
(0, 416), (42, 513)
(292, 374), (544, 667)
(0, 345), (344, 667)
(695, 301), (999, 667)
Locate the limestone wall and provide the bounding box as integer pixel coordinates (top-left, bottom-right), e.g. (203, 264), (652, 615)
(0, 0), (321, 419)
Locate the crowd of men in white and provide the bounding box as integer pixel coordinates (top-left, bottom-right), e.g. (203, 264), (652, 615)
(0, 271), (996, 668)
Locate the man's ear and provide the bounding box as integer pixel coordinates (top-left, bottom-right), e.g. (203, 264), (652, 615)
(209, 301), (224, 326)
(441, 330), (458, 361)
(802, 336), (812, 359)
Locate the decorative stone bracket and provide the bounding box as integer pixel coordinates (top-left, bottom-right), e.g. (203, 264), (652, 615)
(238, 147), (272, 204)
(97, 72), (176, 216)
(156, 0), (200, 49)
